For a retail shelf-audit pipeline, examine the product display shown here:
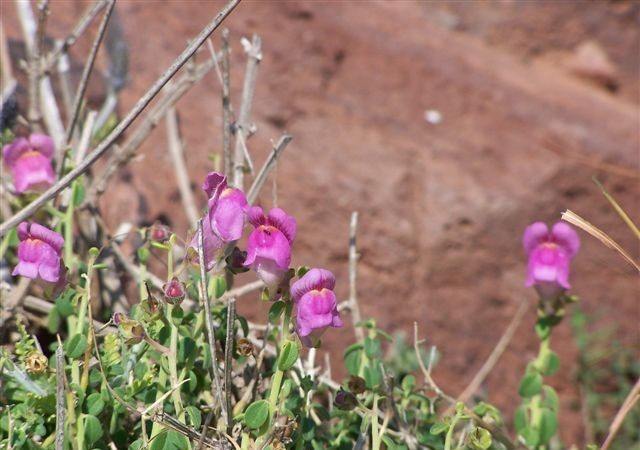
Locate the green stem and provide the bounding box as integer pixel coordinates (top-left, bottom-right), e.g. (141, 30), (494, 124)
(372, 394), (381, 450)
(444, 412), (462, 450)
(64, 181), (77, 272)
(268, 303), (291, 413)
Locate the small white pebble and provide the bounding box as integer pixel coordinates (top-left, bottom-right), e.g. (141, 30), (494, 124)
(424, 109), (443, 125)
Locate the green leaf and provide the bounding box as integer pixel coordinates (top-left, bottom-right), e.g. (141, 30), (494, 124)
(539, 408), (558, 444)
(541, 351), (560, 376)
(73, 183), (86, 206)
(83, 414), (103, 446)
(363, 365), (382, 389)
(185, 406), (202, 429)
(268, 301), (286, 324)
(521, 426), (539, 447)
(149, 430), (188, 450)
(65, 334), (88, 359)
(429, 421), (449, 435)
(55, 295), (75, 317)
(344, 345), (363, 376)
(47, 308), (61, 334)
(278, 341), (300, 371)
(86, 393), (105, 416)
(401, 374), (416, 393)
(244, 400), (269, 429)
(467, 427), (492, 450)
(364, 337), (381, 359)
(541, 385), (559, 412)
(518, 372), (542, 398)
(514, 405), (528, 434)
(212, 276), (227, 299)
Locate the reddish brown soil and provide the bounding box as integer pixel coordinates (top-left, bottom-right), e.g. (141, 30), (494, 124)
(4, 0), (639, 446)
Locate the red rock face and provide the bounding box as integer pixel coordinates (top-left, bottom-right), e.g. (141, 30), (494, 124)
(3, 0), (639, 445)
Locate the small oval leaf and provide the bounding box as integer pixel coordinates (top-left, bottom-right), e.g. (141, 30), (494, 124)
(244, 400), (269, 429)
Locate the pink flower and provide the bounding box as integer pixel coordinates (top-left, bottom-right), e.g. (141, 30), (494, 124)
(523, 221), (580, 301)
(189, 172), (247, 270)
(2, 134), (55, 193)
(243, 206), (296, 290)
(291, 268), (343, 348)
(13, 222), (64, 284)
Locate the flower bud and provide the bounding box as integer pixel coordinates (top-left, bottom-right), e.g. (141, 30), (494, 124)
(348, 375), (367, 395)
(147, 221), (170, 242)
(162, 277), (186, 306)
(25, 351), (48, 374)
(225, 247), (249, 274)
(334, 389), (358, 411)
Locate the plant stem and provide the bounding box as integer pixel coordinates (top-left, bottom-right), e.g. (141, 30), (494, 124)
(372, 394), (381, 450)
(444, 411), (462, 450)
(268, 302), (292, 414)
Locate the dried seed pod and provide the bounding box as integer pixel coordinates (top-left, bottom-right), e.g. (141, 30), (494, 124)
(25, 351), (48, 374)
(236, 338), (254, 357)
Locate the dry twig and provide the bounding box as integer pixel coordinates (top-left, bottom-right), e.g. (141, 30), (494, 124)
(246, 135), (292, 204)
(0, 0), (240, 237)
(166, 107), (199, 228)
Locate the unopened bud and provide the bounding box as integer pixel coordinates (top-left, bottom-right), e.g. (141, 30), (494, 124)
(147, 222), (171, 242)
(162, 277), (186, 305)
(117, 316), (146, 344)
(225, 247), (249, 274)
(334, 390), (358, 411)
(348, 375), (367, 395)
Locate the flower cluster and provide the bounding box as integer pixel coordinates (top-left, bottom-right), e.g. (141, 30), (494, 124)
(2, 134), (56, 194)
(523, 221), (580, 301)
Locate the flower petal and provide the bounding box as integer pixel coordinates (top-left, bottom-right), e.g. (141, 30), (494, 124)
(11, 153), (55, 193)
(202, 171), (226, 199)
(295, 289), (340, 336)
(247, 206), (265, 227)
(29, 223), (64, 253)
(523, 222), (549, 255)
(551, 222), (580, 259)
(244, 226), (291, 269)
(211, 189), (247, 241)
(526, 245), (571, 289)
(189, 214), (224, 271)
(267, 208), (297, 243)
(291, 268), (336, 302)
(2, 137), (30, 167)
(28, 133), (55, 158)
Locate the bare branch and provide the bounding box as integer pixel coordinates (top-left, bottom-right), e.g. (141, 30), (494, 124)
(0, 0), (240, 237)
(197, 219), (226, 420)
(63, 0), (116, 155)
(348, 212), (364, 341)
(224, 298), (236, 433)
(221, 29), (232, 176)
(246, 135), (291, 204)
(232, 34), (261, 189)
(55, 338), (66, 450)
(166, 107), (199, 228)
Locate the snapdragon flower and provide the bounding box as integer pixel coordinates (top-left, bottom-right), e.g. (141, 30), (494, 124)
(2, 134), (56, 193)
(291, 268), (343, 348)
(189, 172), (248, 270)
(523, 221), (580, 301)
(243, 206), (297, 291)
(12, 222), (64, 284)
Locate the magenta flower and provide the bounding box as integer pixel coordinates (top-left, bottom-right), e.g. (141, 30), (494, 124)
(523, 221), (580, 300)
(2, 134), (56, 193)
(291, 268), (343, 348)
(243, 206), (297, 290)
(13, 222), (64, 284)
(189, 172), (248, 270)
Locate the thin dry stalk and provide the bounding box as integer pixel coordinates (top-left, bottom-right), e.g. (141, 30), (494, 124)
(86, 58), (217, 204)
(349, 212), (364, 341)
(62, 0), (116, 164)
(55, 337), (66, 450)
(224, 298), (236, 433)
(15, 0), (65, 147)
(449, 297), (531, 411)
(0, 0), (240, 237)
(232, 34), (261, 189)
(0, 23), (15, 89)
(221, 29), (232, 176)
(166, 107), (199, 228)
(246, 135), (292, 204)
(561, 209), (640, 272)
(592, 177), (640, 240)
(43, 0), (109, 73)
(600, 377), (640, 450)
(197, 220), (227, 422)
